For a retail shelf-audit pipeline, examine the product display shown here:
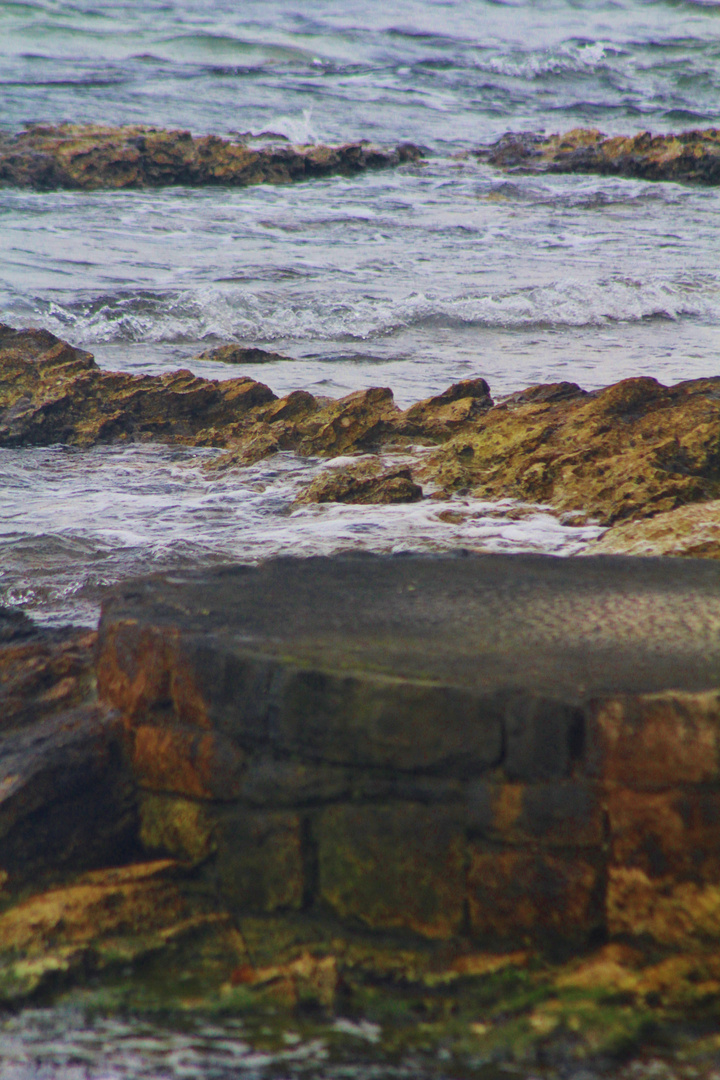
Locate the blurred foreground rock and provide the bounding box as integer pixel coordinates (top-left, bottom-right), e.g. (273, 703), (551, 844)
(476, 127), (720, 185)
(0, 124), (423, 190)
(3, 555), (720, 1065)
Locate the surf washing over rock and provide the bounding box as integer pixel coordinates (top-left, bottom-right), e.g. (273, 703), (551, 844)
(4, 0), (720, 1076)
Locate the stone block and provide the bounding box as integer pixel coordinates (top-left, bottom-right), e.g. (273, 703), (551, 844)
(588, 691), (720, 787)
(131, 722), (247, 800)
(267, 669), (503, 774)
(215, 809), (303, 914)
(608, 786), (720, 881)
(466, 780), (604, 848)
(317, 803), (465, 939)
(467, 846), (602, 942)
(503, 694), (586, 780)
(138, 792), (215, 864)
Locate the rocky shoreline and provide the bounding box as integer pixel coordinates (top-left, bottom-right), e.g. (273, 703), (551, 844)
(5, 321), (720, 1067)
(5, 322), (720, 556)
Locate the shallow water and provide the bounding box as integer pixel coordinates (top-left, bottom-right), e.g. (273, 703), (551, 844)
(2, 0), (720, 624)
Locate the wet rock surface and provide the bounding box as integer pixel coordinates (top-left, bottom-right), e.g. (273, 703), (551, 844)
(475, 127), (720, 185)
(2, 555), (720, 1066)
(0, 124), (424, 191)
(6, 326), (720, 526)
(295, 458), (423, 505)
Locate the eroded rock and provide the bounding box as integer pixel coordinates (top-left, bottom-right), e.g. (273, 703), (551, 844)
(476, 127), (720, 185)
(194, 343), (290, 365)
(0, 124), (424, 191)
(419, 375), (720, 524)
(296, 458), (423, 505)
(590, 500), (720, 558)
(7, 326), (720, 524)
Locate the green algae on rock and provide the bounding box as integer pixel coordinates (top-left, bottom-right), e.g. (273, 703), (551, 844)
(0, 123), (424, 191)
(6, 324), (720, 524)
(475, 127), (720, 185)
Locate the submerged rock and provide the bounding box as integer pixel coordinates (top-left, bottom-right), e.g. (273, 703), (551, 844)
(475, 127), (720, 185)
(0, 124), (424, 191)
(194, 342), (290, 365)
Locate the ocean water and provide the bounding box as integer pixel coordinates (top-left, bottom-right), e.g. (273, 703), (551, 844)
(2, 0), (720, 625)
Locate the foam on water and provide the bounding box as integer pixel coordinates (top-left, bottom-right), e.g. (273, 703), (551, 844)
(0, 445), (603, 626)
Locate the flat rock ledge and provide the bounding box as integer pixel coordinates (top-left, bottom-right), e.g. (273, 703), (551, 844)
(0, 124), (423, 191)
(5, 553), (720, 1067)
(475, 127), (720, 185)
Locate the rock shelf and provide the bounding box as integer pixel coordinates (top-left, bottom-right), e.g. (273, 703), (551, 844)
(5, 324), (720, 527)
(0, 124), (423, 191)
(475, 127), (720, 185)
(4, 554), (720, 1064)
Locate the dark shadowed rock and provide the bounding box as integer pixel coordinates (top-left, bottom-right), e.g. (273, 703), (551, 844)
(0, 606), (97, 729)
(0, 124), (424, 191)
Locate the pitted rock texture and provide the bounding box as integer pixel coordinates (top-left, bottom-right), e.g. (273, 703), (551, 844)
(475, 127), (720, 185)
(0, 124), (424, 191)
(94, 553), (720, 954)
(7, 325), (720, 524)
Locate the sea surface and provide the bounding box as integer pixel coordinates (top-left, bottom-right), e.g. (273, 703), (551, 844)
(1, 7), (720, 1066)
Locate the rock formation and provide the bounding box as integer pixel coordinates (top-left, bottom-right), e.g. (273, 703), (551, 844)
(475, 127), (720, 185)
(6, 325), (720, 524)
(4, 554), (720, 1064)
(0, 124), (424, 191)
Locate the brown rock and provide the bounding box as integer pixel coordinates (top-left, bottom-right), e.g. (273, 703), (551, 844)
(420, 374), (720, 524)
(317, 803), (466, 939)
(0, 706), (137, 892)
(590, 499), (720, 557)
(608, 786), (720, 882)
(195, 343), (290, 365)
(476, 127), (720, 185)
(0, 606), (96, 728)
(296, 458), (422, 505)
(0, 324), (276, 448)
(589, 691), (720, 788)
(0, 859), (244, 1003)
(467, 847), (603, 943)
(0, 124), (424, 191)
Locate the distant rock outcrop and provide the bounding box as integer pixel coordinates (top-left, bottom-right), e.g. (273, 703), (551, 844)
(476, 127), (720, 185)
(0, 124), (424, 190)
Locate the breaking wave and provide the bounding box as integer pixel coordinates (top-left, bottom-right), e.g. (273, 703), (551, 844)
(30, 274), (720, 347)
